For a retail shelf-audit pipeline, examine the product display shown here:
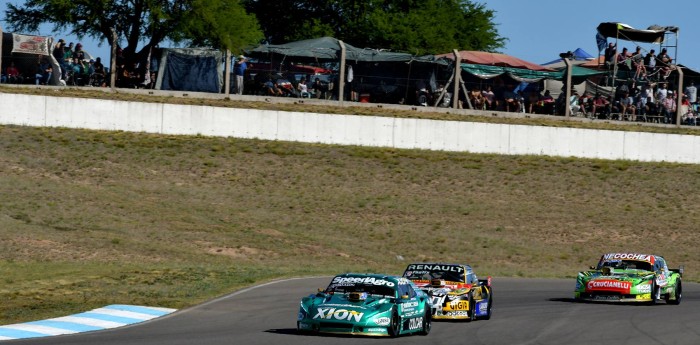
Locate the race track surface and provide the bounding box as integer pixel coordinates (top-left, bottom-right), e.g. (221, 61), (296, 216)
(5, 277), (700, 345)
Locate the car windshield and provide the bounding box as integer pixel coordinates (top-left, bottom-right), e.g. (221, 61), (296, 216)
(325, 277), (396, 297)
(598, 260), (652, 271)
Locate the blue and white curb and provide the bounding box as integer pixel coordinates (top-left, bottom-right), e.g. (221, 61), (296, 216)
(0, 304), (177, 341)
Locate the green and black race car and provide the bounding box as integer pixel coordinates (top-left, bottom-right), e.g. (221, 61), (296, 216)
(297, 273), (432, 337)
(574, 252), (683, 304)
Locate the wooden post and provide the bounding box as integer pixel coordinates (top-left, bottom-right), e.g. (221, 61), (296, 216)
(109, 28), (117, 89)
(0, 25), (4, 83)
(676, 66), (684, 126)
(452, 49), (461, 109)
(224, 49), (231, 96)
(563, 57), (573, 118)
(338, 40), (346, 103)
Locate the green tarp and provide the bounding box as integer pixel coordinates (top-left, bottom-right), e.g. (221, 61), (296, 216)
(461, 63), (604, 82)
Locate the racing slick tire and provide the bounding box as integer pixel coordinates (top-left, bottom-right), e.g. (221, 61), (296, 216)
(388, 308), (401, 338)
(420, 307), (432, 336)
(480, 297), (492, 320)
(667, 279), (682, 305)
(467, 295), (476, 322)
(649, 282), (659, 305)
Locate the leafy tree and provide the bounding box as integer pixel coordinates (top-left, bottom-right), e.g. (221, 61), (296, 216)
(242, 0), (505, 55)
(5, 0), (263, 64)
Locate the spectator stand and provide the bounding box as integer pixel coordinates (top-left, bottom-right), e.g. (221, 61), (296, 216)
(1, 32), (61, 85)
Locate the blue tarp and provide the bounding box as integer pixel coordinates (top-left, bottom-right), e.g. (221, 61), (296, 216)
(540, 48), (595, 66)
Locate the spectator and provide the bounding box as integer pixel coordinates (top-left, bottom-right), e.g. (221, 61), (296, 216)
(469, 87), (485, 110)
(5, 61), (21, 84)
(684, 81), (697, 104)
(632, 46), (646, 80)
(35, 58), (53, 85)
(604, 42), (616, 69)
(617, 47), (631, 71)
(92, 57), (106, 86)
(644, 49), (657, 78)
(620, 91), (636, 121)
(661, 90), (677, 123)
(74, 43), (86, 61)
(645, 97), (658, 119)
(311, 78), (327, 99)
(539, 90), (555, 115)
(503, 87), (518, 112)
(263, 79), (283, 96)
(592, 93), (611, 119)
(656, 83), (668, 104)
(578, 91), (592, 117)
(64, 42), (74, 62)
(527, 90), (541, 114)
(482, 85), (496, 110)
(297, 77), (310, 98)
(657, 48), (673, 80)
(569, 89), (581, 115)
(145, 72), (157, 89)
(233, 55), (247, 95)
(52, 39), (67, 80)
(681, 95), (696, 125)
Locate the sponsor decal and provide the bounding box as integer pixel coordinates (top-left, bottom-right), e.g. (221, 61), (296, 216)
(373, 317), (390, 326)
(478, 301), (488, 313)
(637, 293), (651, 300)
(406, 264), (464, 273)
(331, 276), (395, 287)
(444, 301), (469, 311)
(298, 323), (312, 330)
(408, 317), (423, 330)
(402, 301), (419, 308)
(446, 311), (469, 317)
(636, 284), (652, 293)
(365, 327), (387, 333)
(602, 253), (652, 262)
(313, 308), (364, 322)
(586, 280), (631, 294)
(297, 312), (305, 321)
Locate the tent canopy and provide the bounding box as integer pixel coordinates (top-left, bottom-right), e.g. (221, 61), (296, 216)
(439, 51), (553, 71)
(460, 63), (602, 83)
(541, 48), (595, 66)
(248, 37), (434, 63)
(596, 22), (679, 44)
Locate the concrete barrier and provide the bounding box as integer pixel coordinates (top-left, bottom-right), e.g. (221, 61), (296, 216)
(1, 92), (699, 163)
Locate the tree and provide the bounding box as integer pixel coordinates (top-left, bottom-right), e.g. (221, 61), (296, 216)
(5, 0), (264, 64)
(242, 0), (505, 55)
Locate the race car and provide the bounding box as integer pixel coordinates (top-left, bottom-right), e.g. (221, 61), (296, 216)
(402, 263), (492, 321)
(297, 273), (432, 337)
(574, 252), (683, 304)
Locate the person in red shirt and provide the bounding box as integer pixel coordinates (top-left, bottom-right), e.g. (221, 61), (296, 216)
(592, 93), (611, 119)
(5, 61), (21, 83)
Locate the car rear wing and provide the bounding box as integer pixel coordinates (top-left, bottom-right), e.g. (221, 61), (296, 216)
(670, 265), (684, 277)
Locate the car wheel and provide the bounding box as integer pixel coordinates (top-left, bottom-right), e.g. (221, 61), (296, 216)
(668, 279), (682, 305)
(388, 308), (401, 338)
(420, 307), (431, 335)
(468, 294), (476, 322)
(481, 296), (492, 321)
(649, 281), (659, 305)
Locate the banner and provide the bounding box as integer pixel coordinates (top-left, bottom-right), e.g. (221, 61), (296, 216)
(596, 32), (607, 53)
(12, 34), (49, 55)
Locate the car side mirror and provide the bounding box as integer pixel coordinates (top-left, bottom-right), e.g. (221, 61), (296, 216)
(589, 266), (596, 270)
(401, 295), (410, 300)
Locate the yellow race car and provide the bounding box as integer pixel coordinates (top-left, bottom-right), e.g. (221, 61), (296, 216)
(402, 263), (492, 321)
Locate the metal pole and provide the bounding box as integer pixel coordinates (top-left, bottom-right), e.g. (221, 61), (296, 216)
(224, 49), (231, 96)
(452, 49), (460, 109)
(338, 40), (346, 103)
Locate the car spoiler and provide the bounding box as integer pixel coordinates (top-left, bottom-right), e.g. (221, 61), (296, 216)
(670, 265), (684, 277)
(478, 276), (492, 287)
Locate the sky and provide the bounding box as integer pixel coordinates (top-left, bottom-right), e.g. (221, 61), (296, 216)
(1, 0), (699, 71)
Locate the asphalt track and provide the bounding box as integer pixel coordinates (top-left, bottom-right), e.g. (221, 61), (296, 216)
(5, 277), (700, 345)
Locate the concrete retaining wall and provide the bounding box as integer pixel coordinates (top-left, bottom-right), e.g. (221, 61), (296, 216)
(2, 92), (700, 163)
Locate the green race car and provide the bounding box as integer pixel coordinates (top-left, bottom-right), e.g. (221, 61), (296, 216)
(574, 252), (683, 304)
(297, 273), (432, 337)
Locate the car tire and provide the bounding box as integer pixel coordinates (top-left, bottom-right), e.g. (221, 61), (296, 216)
(481, 295), (492, 321)
(420, 307), (431, 335)
(668, 279), (682, 305)
(649, 281), (659, 305)
(467, 294), (476, 322)
(388, 308), (400, 338)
